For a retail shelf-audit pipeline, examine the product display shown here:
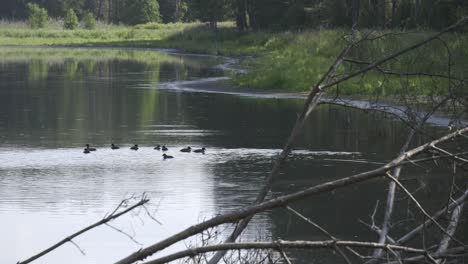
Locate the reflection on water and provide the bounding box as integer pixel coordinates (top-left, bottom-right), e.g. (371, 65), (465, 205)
(0, 47), (462, 264)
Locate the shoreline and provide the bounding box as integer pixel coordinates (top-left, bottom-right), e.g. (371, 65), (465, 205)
(0, 45), (465, 128)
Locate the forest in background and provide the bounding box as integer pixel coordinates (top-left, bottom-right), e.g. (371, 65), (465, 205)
(0, 1), (467, 95)
(1, 0), (468, 30)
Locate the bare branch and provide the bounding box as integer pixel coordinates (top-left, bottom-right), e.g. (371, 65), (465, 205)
(286, 206), (353, 264)
(385, 172), (465, 247)
(278, 249), (292, 264)
(435, 202), (465, 256)
(140, 240), (434, 264)
(114, 127), (468, 264)
(105, 223), (143, 246)
(17, 195), (150, 264)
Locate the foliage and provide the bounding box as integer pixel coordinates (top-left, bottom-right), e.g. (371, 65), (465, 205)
(190, 0), (232, 28)
(122, 0), (161, 25)
(82, 12), (97, 29)
(3, 0), (468, 30)
(64, 9), (79, 30)
(26, 3), (48, 29)
(159, 0), (191, 23)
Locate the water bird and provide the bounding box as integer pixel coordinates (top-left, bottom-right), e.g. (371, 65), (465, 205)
(162, 146), (168, 151)
(180, 146), (191, 152)
(85, 144), (96, 151)
(154, 145), (161, 150)
(163, 154), (174, 159)
(111, 143), (120, 150)
(83, 148), (91, 154)
(130, 144), (139, 150)
(193, 147), (206, 153)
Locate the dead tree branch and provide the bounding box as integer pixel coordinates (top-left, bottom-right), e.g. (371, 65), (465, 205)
(435, 202), (465, 257)
(204, 24), (359, 264)
(17, 194), (150, 264)
(385, 172), (465, 247)
(140, 240), (435, 264)
(114, 127), (468, 264)
(204, 15), (468, 264)
(397, 188), (468, 245)
(286, 206), (353, 264)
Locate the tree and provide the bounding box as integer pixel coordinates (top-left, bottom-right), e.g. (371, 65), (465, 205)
(82, 11), (97, 29)
(26, 3), (48, 29)
(190, 0), (232, 29)
(122, 0), (161, 25)
(62, 0), (86, 17)
(64, 8), (79, 29)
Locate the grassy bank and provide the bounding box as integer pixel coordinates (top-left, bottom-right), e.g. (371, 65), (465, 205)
(0, 20), (467, 97)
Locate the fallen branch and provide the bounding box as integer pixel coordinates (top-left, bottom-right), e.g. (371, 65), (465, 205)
(17, 195), (150, 264)
(435, 201), (465, 257)
(206, 31), (357, 264)
(140, 240), (432, 264)
(114, 127), (468, 264)
(397, 188), (468, 245)
(385, 173), (465, 246)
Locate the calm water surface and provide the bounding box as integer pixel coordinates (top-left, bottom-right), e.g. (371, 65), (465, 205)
(0, 47), (463, 264)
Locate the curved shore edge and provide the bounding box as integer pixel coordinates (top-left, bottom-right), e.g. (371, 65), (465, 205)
(0, 45), (464, 128)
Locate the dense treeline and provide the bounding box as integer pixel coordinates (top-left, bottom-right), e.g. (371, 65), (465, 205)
(1, 0), (467, 29)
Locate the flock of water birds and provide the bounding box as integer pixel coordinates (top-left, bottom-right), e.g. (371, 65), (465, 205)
(83, 144), (206, 159)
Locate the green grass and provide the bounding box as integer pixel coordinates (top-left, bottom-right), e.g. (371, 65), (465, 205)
(0, 20), (467, 97)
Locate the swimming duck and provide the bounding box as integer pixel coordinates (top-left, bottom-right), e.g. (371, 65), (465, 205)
(130, 144), (139, 150)
(85, 144), (96, 151)
(84, 148), (91, 154)
(162, 146), (168, 151)
(154, 145), (161, 150)
(193, 147), (206, 153)
(163, 154), (174, 159)
(180, 146), (191, 152)
(111, 143), (120, 150)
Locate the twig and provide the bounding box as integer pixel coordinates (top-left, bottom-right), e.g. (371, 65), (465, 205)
(278, 249), (292, 264)
(69, 240), (86, 256)
(286, 206), (353, 264)
(105, 223), (143, 246)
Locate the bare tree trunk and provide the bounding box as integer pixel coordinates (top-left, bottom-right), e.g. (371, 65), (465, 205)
(236, 0), (248, 30)
(391, 0), (398, 27)
(108, 0), (112, 23)
(174, 0), (180, 21)
(97, 0), (103, 20)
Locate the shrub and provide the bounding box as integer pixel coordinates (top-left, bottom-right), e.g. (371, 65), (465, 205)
(64, 9), (79, 30)
(26, 3), (48, 29)
(82, 12), (96, 29)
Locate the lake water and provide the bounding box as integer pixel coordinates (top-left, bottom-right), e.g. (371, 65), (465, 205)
(0, 47), (464, 264)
